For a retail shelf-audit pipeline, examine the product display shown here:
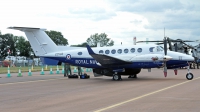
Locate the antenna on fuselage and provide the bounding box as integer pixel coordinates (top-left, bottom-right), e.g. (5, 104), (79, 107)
(133, 37), (136, 45)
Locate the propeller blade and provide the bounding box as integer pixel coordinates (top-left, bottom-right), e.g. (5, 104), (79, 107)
(164, 37), (167, 55)
(163, 62), (167, 77)
(156, 42), (164, 45)
(174, 43), (178, 52)
(174, 69), (178, 75)
(166, 37), (173, 51)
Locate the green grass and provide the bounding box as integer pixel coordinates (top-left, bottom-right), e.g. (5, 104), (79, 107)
(0, 66), (73, 74)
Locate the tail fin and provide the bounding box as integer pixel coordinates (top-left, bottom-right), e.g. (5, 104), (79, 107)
(8, 27), (58, 56)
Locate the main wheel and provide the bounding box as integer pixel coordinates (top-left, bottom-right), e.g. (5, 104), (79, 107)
(186, 73), (193, 80)
(113, 74), (121, 81)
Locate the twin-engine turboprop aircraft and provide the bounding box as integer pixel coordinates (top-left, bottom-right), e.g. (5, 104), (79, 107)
(8, 27), (195, 80)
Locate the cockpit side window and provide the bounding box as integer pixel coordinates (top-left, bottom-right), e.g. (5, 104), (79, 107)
(157, 46), (164, 52)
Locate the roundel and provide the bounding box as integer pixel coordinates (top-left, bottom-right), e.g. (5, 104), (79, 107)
(66, 54), (71, 60)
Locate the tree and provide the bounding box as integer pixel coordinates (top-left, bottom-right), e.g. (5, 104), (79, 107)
(0, 33), (17, 59)
(45, 30), (68, 46)
(15, 36), (32, 57)
(70, 42), (87, 47)
(86, 33), (114, 47)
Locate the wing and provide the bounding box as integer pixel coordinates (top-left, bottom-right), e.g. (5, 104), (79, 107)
(86, 45), (132, 67)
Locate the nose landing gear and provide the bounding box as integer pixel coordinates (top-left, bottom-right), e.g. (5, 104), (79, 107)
(186, 65), (194, 80)
(186, 73), (193, 80)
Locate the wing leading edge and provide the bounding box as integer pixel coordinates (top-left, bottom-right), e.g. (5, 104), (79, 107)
(86, 45), (132, 67)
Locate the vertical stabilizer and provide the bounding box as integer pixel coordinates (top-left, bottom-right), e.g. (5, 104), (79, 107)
(8, 27), (58, 56)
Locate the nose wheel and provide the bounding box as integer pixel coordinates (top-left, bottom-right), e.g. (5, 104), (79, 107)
(186, 65), (194, 80)
(186, 73), (193, 80)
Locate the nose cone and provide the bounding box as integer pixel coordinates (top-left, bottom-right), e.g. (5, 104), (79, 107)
(186, 55), (195, 62)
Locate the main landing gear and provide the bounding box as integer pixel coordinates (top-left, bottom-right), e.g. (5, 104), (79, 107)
(186, 65), (194, 80)
(113, 73), (122, 81)
(112, 73), (138, 81)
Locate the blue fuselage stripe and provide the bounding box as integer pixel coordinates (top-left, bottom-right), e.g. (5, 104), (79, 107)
(41, 56), (190, 69)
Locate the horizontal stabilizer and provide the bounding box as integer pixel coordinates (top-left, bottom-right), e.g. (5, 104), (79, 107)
(8, 27), (46, 31)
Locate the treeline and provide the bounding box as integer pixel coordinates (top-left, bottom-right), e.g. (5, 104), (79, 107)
(0, 30), (114, 60)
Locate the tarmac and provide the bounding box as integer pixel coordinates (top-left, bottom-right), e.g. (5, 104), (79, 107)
(0, 68), (200, 112)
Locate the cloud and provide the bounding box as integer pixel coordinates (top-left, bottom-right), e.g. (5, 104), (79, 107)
(0, 0), (199, 46)
(108, 0), (184, 12)
(68, 8), (117, 21)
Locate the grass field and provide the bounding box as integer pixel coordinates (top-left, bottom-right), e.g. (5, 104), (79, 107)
(0, 65), (71, 74)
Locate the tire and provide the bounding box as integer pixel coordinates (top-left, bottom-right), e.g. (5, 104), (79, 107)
(186, 73), (193, 80)
(113, 74), (121, 81)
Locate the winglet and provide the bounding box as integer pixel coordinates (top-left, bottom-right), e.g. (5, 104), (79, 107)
(86, 44), (95, 55)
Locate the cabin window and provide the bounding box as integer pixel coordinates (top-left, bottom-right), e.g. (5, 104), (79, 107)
(149, 47), (155, 52)
(124, 49), (128, 53)
(118, 49), (122, 54)
(99, 50), (104, 54)
(137, 48), (142, 53)
(105, 50), (110, 54)
(78, 52), (82, 55)
(130, 48), (135, 53)
(111, 49), (116, 54)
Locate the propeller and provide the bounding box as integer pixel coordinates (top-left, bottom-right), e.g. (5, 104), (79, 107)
(163, 37), (168, 77)
(137, 38), (194, 52)
(163, 37), (173, 77)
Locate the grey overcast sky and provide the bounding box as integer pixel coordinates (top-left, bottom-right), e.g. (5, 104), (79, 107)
(0, 0), (199, 46)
